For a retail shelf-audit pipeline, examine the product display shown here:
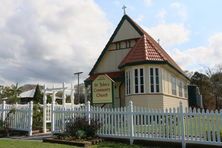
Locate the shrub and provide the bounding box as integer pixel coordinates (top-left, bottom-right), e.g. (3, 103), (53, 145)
(65, 116), (102, 139)
(32, 104), (43, 130)
(0, 120), (3, 129)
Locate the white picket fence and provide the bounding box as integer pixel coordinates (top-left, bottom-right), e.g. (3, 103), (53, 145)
(52, 101), (222, 147)
(0, 101), (33, 136)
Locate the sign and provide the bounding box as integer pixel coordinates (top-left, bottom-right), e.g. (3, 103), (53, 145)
(92, 74), (113, 104)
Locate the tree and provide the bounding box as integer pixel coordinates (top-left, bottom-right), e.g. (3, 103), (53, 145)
(190, 72), (213, 109)
(8, 83), (22, 104)
(206, 65), (222, 109)
(33, 84), (43, 104)
(0, 83), (22, 104)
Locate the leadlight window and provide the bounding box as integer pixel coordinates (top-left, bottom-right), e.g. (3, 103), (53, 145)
(178, 80), (183, 97)
(150, 68), (160, 93)
(171, 76), (177, 95)
(184, 84), (188, 98)
(125, 71), (131, 95)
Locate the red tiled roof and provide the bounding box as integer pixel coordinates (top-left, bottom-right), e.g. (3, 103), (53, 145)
(86, 71), (124, 81)
(119, 35), (167, 67)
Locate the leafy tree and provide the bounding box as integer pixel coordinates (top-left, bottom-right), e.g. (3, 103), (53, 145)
(0, 83), (22, 104)
(190, 72), (213, 109)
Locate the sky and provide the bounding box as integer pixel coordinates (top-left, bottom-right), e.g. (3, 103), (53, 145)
(0, 0), (222, 86)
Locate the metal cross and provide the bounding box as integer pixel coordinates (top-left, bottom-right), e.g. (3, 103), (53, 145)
(122, 5), (127, 15)
(157, 38), (160, 44)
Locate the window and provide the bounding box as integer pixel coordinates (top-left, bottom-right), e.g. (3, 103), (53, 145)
(134, 68), (144, 94)
(178, 80), (183, 97)
(171, 76), (177, 95)
(125, 71), (131, 95)
(184, 84), (188, 98)
(120, 41), (126, 49)
(150, 68), (160, 93)
(126, 40), (131, 48)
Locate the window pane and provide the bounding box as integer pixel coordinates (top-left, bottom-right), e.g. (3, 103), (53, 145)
(135, 69), (138, 77)
(141, 85), (144, 93)
(156, 85), (159, 92)
(134, 69), (138, 93)
(120, 41), (126, 49)
(151, 85), (154, 92)
(135, 86), (138, 93)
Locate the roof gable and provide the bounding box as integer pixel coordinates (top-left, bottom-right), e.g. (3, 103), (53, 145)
(89, 15), (143, 75)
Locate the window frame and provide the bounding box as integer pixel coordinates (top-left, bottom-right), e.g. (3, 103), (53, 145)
(133, 67), (145, 94)
(149, 67), (160, 93)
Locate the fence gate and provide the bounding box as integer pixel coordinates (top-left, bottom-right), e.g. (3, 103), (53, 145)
(0, 101), (33, 136)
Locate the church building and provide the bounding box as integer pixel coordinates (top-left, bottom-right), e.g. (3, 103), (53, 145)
(85, 14), (189, 109)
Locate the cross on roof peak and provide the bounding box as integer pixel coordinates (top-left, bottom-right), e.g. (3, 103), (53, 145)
(122, 5), (127, 15)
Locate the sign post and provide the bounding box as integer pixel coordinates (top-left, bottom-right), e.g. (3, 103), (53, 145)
(92, 74), (114, 107)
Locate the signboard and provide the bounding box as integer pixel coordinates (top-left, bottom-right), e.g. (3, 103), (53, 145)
(92, 74), (113, 104)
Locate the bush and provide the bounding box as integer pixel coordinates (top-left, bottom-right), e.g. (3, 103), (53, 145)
(32, 104), (43, 130)
(0, 120), (3, 129)
(65, 116), (102, 139)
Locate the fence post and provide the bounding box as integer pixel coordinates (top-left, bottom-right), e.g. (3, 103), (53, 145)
(51, 91), (55, 133)
(28, 101), (33, 136)
(43, 85), (47, 133)
(179, 102), (186, 148)
(70, 83), (74, 106)
(2, 101), (6, 122)
(62, 82), (66, 106)
(86, 101), (91, 125)
(128, 101), (134, 145)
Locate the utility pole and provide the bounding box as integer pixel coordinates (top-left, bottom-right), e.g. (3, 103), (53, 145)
(74, 72), (83, 103)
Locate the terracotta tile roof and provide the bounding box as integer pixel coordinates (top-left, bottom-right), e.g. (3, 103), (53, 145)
(119, 35), (167, 67)
(86, 71), (124, 81)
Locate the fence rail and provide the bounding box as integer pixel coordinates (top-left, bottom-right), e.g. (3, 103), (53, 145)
(52, 101), (222, 147)
(0, 101), (33, 136)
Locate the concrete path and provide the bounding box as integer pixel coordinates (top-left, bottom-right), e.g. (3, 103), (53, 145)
(4, 133), (52, 141)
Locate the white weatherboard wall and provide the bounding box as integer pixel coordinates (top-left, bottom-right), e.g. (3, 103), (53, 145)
(52, 101), (222, 147)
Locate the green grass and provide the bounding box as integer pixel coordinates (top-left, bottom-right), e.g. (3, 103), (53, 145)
(0, 139), (74, 148)
(0, 139), (141, 148)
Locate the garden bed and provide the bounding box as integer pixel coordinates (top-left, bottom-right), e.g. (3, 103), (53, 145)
(43, 137), (103, 147)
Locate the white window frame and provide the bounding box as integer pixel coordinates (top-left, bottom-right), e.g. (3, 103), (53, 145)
(149, 67), (160, 93)
(133, 67), (145, 94)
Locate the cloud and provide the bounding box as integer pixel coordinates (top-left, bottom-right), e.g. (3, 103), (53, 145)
(0, 0), (111, 85)
(144, 23), (190, 47)
(155, 9), (167, 23)
(170, 33), (222, 71)
(170, 2), (187, 22)
(144, 0), (153, 7)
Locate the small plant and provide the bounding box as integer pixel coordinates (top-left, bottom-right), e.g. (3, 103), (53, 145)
(65, 116), (102, 139)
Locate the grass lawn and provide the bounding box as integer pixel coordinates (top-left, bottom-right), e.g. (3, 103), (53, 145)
(0, 139), (141, 148)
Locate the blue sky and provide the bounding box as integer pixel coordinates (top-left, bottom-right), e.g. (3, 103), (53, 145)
(0, 0), (222, 85)
(95, 0), (222, 71)
(96, 0), (222, 48)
